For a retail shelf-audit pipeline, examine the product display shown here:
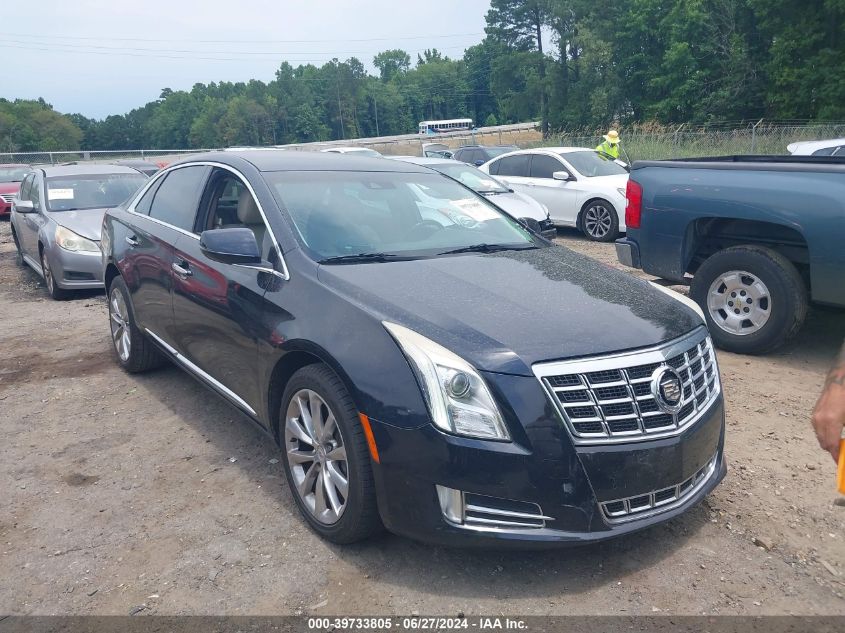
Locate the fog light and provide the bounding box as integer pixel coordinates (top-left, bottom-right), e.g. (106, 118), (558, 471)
(436, 485), (464, 524)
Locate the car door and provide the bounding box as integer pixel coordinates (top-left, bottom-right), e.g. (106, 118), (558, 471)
(169, 167), (282, 418)
(119, 165), (210, 347)
(487, 154), (532, 195)
(527, 153), (580, 226)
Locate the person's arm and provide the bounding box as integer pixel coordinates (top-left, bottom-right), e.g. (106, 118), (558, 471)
(812, 340), (845, 462)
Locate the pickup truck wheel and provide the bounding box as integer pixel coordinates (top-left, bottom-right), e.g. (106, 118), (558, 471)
(580, 200), (619, 242)
(280, 364), (382, 544)
(690, 246), (807, 354)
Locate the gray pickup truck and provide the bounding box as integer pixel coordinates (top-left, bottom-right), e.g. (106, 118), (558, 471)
(616, 155), (845, 354)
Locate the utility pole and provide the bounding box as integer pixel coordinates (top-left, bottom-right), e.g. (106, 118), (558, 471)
(373, 93), (380, 137)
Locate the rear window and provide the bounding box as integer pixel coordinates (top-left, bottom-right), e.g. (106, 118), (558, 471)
(46, 173), (148, 211)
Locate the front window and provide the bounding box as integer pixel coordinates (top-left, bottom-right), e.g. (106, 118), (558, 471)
(0, 167), (30, 183)
(46, 173), (148, 212)
(559, 151), (628, 177)
(265, 171), (539, 261)
(429, 163), (509, 194)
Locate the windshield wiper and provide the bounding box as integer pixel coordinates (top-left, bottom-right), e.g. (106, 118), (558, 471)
(438, 243), (537, 256)
(476, 189), (506, 195)
(319, 252), (405, 264)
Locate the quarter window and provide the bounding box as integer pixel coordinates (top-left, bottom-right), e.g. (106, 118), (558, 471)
(494, 154), (530, 177)
(530, 154), (565, 179)
(147, 166), (210, 233)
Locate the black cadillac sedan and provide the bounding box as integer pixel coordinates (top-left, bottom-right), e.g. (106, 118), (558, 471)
(101, 151), (726, 546)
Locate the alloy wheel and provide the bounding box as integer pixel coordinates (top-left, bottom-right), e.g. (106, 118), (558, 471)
(40, 251), (55, 294)
(284, 389), (349, 525)
(109, 287), (132, 362)
(706, 270), (772, 336)
(584, 204), (613, 239)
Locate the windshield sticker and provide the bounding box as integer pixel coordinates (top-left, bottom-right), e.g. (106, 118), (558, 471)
(48, 188), (75, 200)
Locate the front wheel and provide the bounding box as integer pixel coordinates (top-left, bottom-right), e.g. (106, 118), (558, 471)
(690, 245), (808, 354)
(280, 364), (381, 543)
(40, 249), (71, 300)
(107, 276), (167, 372)
(580, 200), (619, 242)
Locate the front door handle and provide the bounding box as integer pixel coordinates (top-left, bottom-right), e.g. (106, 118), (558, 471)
(125, 235), (139, 247)
(171, 262), (192, 277)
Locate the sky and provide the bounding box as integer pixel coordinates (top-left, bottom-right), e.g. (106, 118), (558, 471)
(0, 0), (491, 119)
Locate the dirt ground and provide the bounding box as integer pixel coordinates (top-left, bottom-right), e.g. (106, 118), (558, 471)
(1, 219), (843, 617)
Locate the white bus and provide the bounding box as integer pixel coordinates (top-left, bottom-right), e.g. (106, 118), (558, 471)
(418, 118), (474, 135)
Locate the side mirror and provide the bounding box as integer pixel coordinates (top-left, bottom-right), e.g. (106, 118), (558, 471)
(13, 199), (35, 214)
(199, 228), (261, 265)
(553, 170), (572, 181)
(518, 217), (542, 234)
(474, 159), (484, 167)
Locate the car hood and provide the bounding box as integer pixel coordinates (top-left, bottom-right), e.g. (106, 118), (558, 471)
(319, 245), (702, 375)
(0, 182), (21, 194)
(50, 207), (108, 241)
(483, 190), (547, 221)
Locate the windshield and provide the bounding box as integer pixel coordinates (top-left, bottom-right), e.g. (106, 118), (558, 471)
(265, 171), (538, 261)
(429, 163), (509, 194)
(46, 173), (148, 211)
(0, 167), (30, 183)
(560, 151), (628, 177)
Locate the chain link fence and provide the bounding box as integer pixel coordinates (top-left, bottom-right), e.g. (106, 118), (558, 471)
(3, 122), (845, 166)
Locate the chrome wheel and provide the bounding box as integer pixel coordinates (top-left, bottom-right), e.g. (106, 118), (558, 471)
(707, 270), (771, 336)
(284, 389), (349, 525)
(109, 288), (132, 362)
(583, 204), (613, 239)
(40, 251), (55, 294)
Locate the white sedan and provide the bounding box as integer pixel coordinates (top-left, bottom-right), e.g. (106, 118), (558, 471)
(480, 147), (629, 241)
(787, 138), (845, 156)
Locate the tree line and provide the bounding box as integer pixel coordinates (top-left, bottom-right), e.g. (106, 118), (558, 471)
(2, 0), (843, 152)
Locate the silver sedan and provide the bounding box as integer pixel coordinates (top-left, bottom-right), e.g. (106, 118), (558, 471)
(11, 164), (148, 299)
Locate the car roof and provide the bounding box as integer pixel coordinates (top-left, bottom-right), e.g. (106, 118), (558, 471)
(0, 163), (30, 168)
(392, 156), (456, 167)
(787, 138), (845, 153)
(37, 164), (146, 177)
(458, 144), (519, 150)
(171, 150), (430, 173)
(114, 159), (159, 167)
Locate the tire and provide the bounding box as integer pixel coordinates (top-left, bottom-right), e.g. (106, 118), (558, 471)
(11, 228), (25, 267)
(40, 248), (71, 300)
(279, 364), (382, 544)
(690, 245), (808, 354)
(107, 275), (167, 373)
(580, 199), (619, 242)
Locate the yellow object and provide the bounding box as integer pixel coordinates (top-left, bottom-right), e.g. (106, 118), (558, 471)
(603, 129), (621, 144)
(838, 435), (845, 495)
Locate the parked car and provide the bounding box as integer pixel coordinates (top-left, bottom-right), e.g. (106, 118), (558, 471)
(114, 159), (162, 176)
(321, 147), (383, 157)
(481, 147), (629, 242)
(101, 150), (725, 546)
(421, 143), (453, 159)
(616, 155), (845, 354)
(10, 164), (148, 299)
(0, 164), (31, 218)
(392, 156), (556, 238)
(453, 145), (519, 167)
(787, 138), (845, 156)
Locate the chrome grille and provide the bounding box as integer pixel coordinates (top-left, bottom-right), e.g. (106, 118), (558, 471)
(533, 328), (720, 445)
(463, 493), (552, 530)
(600, 454), (718, 523)
(0, 194), (15, 204)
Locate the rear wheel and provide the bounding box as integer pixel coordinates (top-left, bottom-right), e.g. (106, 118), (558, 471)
(690, 245), (807, 354)
(108, 276), (167, 372)
(580, 200), (619, 242)
(279, 364), (381, 543)
(40, 248), (71, 300)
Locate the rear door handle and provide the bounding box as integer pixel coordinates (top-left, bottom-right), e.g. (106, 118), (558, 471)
(171, 262), (192, 277)
(125, 235), (139, 247)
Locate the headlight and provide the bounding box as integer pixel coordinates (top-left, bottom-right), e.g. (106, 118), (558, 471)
(616, 187), (626, 197)
(55, 226), (100, 253)
(383, 322), (510, 441)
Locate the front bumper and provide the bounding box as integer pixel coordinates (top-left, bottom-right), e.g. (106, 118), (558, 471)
(615, 237), (641, 269)
(46, 246), (104, 289)
(366, 374), (726, 548)
(0, 199), (11, 217)
(538, 218), (557, 239)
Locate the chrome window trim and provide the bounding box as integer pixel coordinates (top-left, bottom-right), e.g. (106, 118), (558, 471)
(126, 161), (290, 280)
(533, 326), (721, 446)
(145, 328), (257, 417)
